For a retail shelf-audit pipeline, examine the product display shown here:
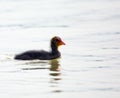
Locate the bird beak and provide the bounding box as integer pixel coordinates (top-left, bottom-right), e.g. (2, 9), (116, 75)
(58, 40), (65, 46)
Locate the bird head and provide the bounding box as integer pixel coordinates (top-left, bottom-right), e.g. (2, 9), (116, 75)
(51, 36), (65, 48)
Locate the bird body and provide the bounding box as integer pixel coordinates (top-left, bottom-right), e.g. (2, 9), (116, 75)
(14, 36), (65, 60)
(15, 50), (61, 60)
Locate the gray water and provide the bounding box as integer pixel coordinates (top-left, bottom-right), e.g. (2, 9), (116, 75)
(0, 0), (120, 98)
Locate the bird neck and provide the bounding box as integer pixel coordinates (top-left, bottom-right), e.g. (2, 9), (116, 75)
(51, 43), (59, 54)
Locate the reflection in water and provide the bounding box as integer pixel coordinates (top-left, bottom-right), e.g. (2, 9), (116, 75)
(49, 59), (60, 71)
(49, 59), (61, 80)
(21, 59), (61, 71)
(20, 59), (62, 93)
(21, 60), (50, 70)
(49, 59), (61, 77)
(49, 59), (62, 93)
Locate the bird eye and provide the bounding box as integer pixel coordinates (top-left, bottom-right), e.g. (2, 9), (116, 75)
(56, 39), (59, 42)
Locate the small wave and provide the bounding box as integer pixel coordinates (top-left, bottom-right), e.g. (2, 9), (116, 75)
(0, 24), (69, 29)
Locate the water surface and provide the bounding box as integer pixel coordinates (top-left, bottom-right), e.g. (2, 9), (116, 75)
(0, 0), (120, 98)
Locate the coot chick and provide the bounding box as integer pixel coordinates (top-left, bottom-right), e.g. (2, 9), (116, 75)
(14, 36), (65, 60)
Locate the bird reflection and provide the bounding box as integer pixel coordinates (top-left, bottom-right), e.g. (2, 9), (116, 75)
(21, 59), (62, 81)
(49, 59), (62, 93)
(21, 60), (49, 70)
(49, 59), (61, 77)
(21, 59), (61, 72)
(20, 59), (62, 93)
